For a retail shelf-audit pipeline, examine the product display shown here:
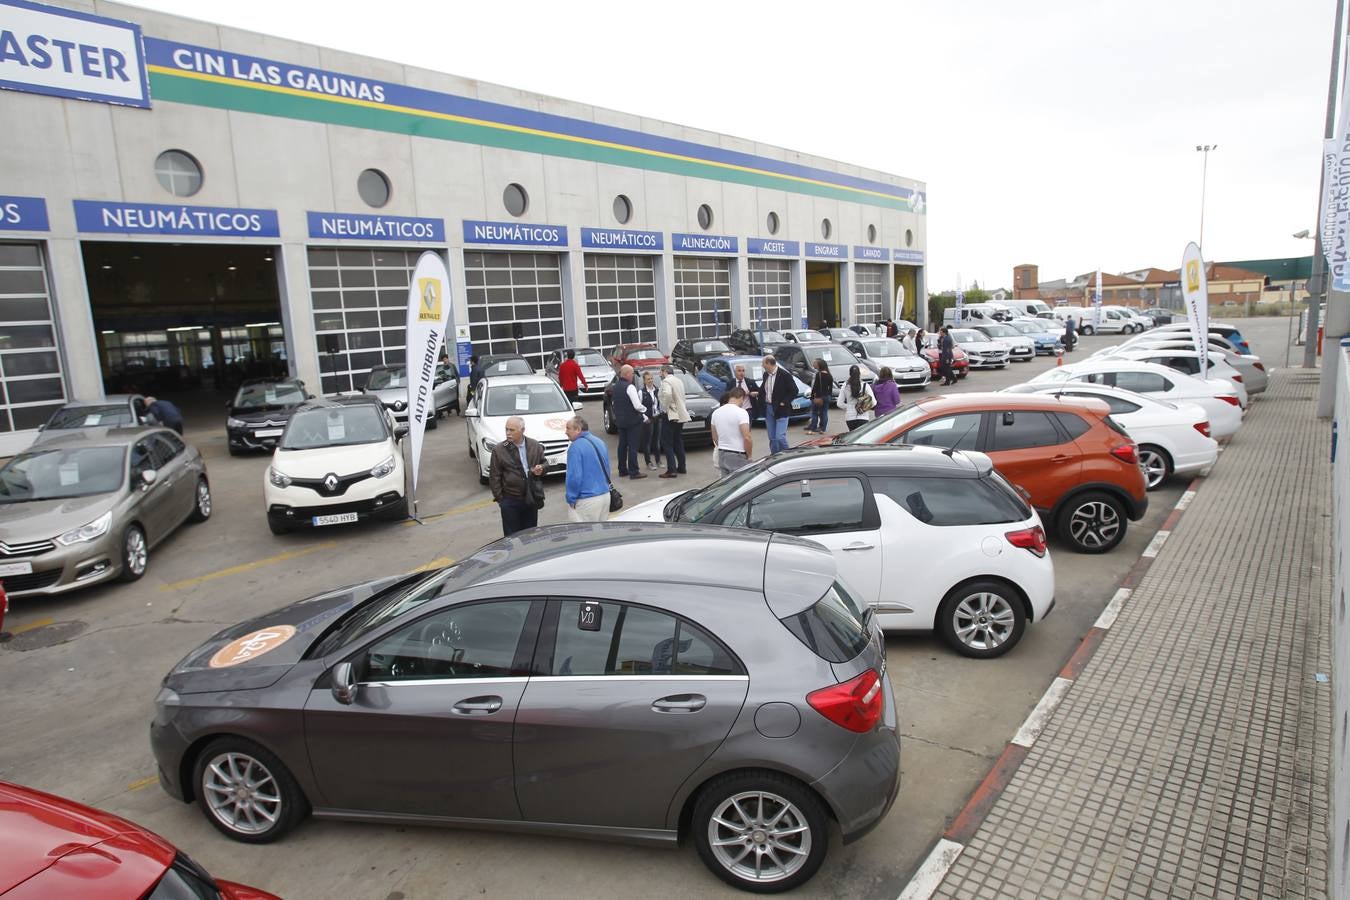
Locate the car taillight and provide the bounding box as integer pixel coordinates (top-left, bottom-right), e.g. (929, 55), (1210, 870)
(807, 669), (883, 734)
(1231, 374), (1242, 383)
(1220, 395), (1241, 406)
(1111, 443), (1139, 465)
(1194, 421), (1211, 437)
(1254, 362), (1265, 372)
(1005, 525), (1047, 557)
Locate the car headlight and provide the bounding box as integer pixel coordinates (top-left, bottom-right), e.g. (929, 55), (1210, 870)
(393, 400), (407, 411)
(226, 417), (246, 428)
(55, 510), (112, 546)
(370, 455), (396, 479)
(483, 437), (495, 455)
(268, 467), (292, 488)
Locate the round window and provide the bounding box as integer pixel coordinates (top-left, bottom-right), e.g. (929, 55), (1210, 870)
(154, 150), (203, 198)
(697, 204), (714, 230)
(357, 169), (391, 208)
(905, 228), (914, 248)
(766, 211), (780, 235)
(613, 194), (632, 224)
(503, 183), (529, 217)
(820, 218), (832, 240)
(867, 224), (877, 244)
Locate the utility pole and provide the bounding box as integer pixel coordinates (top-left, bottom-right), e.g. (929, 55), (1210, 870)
(1309, 0), (1346, 381)
(1196, 144), (1216, 250)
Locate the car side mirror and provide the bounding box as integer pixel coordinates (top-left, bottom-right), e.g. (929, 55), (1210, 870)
(1002, 411), (1016, 426)
(331, 661), (358, 705)
(464, 405), (478, 417)
(140, 469), (158, 488)
(394, 424), (409, 440)
(572, 401), (583, 412)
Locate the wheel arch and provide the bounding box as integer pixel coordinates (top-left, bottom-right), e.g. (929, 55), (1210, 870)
(933, 574), (1034, 629)
(675, 766), (838, 843)
(1047, 482), (1134, 524)
(177, 731), (307, 806)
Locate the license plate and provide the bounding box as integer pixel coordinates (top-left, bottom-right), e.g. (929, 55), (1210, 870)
(254, 428), (283, 437)
(685, 419), (706, 429)
(312, 512), (358, 526)
(0, 561), (33, 576)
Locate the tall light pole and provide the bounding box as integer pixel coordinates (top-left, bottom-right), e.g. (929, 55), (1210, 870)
(1195, 144), (1217, 250)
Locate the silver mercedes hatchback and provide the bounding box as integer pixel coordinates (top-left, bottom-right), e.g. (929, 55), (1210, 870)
(150, 523), (899, 892)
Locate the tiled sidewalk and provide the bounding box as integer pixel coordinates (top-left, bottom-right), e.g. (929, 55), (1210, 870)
(929, 372), (1334, 899)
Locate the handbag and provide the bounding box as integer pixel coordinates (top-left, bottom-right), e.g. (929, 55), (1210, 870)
(588, 439), (623, 513)
(855, 386), (876, 413)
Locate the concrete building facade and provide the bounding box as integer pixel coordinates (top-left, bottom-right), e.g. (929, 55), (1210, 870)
(0, 0), (927, 454)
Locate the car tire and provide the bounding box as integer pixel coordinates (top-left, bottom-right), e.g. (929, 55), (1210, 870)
(193, 737), (308, 844)
(118, 524), (147, 582)
(227, 444), (245, 457)
(426, 415), (439, 431)
(1057, 490), (1127, 553)
(1081, 325), (1094, 336)
(936, 579), (1027, 658)
(1138, 444), (1173, 491)
(188, 477), (212, 522)
(267, 518), (289, 536)
(603, 401), (617, 435)
(692, 770), (829, 893)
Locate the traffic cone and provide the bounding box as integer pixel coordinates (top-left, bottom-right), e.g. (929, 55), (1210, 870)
(1056, 352), (1064, 367)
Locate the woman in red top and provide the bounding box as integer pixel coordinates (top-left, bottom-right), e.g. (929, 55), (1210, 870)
(558, 349), (587, 403)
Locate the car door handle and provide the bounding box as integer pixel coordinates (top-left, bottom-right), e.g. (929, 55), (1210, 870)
(452, 696), (503, 715)
(842, 542), (875, 551)
(652, 694), (706, 713)
(1050, 455), (1072, 463)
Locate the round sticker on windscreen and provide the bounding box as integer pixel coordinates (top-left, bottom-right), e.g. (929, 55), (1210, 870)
(208, 625), (297, 668)
(545, 418), (569, 431)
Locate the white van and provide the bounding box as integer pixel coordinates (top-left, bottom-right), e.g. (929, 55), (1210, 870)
(1003, 299), (1053, 319)
(942, 305), (993, 326)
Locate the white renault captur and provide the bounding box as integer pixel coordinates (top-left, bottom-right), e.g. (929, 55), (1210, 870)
(263, 397), (408, 534)
(466, 374), (580, 485)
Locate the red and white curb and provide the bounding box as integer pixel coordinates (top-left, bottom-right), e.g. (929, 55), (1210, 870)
(897, 479), (1203, 900)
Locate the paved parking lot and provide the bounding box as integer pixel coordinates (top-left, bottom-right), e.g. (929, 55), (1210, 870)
(0, 319), (1290, 898)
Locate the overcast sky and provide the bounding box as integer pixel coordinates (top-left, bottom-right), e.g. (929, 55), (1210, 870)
(125, 0), (1338, 292)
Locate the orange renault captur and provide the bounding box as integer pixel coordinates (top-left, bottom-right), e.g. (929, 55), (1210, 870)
(806, 392), (1148, 553)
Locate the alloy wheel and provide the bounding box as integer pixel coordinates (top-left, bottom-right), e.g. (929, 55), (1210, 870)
(1139, 448), (1168, 489)
(197, 480), (212, 517)
(125, 527), (147, 575)
(1069, 501), (1121, 549)
(951, 591), (1017, 651)
(202, 751), (283, 836)
(707, 790), (812, 884)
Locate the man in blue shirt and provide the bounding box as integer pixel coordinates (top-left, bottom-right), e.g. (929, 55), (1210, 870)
(143, 396), (184, 435)
(564, 416), (612, 522)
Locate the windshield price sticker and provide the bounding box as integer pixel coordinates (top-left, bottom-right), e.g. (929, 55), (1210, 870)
(265, 388), (277, 403)
(58, 463), (80, 486)
(496, 362), (510, 372)
(327, 421), (346, 441)
(578, 601), (602, 632)
(82, 414), (102, 426)
(515, 394), (530, 411)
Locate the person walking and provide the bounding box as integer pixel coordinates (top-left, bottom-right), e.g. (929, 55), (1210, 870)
(805, 358), (833, 434)
(488, 415), (546, 536)
(557, 349), (587, 404)
(611, 364), (647, 479)
(760, 354), (796, 454)
(915, 327), (927, 354)
(732, 363), (761, 421)
(1063, 315), (1077, 353)
(143, 396), (184, 435)
(638, 370), (664, 470)
(872, 366), (901, 417)
(467, 355), (485, 404)
(837, 365), (876, 431)
(658, 364), (690, 477)
(937, 326), (957, 385)
(710, 387), (753, 475)
(563, 415), (611, 522)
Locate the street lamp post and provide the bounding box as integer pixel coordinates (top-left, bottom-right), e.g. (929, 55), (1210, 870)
(1196, 144), (1217, 251)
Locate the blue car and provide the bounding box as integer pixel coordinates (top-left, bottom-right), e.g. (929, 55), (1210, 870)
(697, 355), (812, 423)
(1009, 319), (1064, 356)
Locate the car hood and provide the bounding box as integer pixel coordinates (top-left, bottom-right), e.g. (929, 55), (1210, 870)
(165, 574), (410, 693)
(612, 491), (683, 523)
(477, 410), (572, 446)
(228, 407), (300, 425)
(959, 339), (1007, 351)
(581, 367), (614, 383)
(271, 441), (396, 478)
(686, 397), (718, 417)
(364, 388), (408, 407)
(0, 494), (119, 543)
(871, 354), (928, 373)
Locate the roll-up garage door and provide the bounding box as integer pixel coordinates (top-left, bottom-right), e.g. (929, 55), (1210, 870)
(308, 247), (417, 394)
(854, 264), (885, 325)
(0, 243), (67, 432)
(464, 251), (565, 370)
(673, 256), (730, 341)
(748, 259), (792, 331)
(584, 254), (657, 349)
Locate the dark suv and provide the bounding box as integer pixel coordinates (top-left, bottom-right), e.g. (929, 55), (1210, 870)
(727, 328), (787, 356)
(226, 378), (311, 455)
(671, 338), (733, 372)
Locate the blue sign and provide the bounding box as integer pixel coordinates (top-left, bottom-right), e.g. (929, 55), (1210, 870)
(805, 242), (845, 260)
(853, 245), (888, 261)
(581, 227), (662, 251)
(747, 238), (799, 256)
(456, 339), (473, 378)
(0, 195), (48, 231)
(73, 200), (280, 237)
(462, 219), (567, 247)
(672, 233), (737, 254)
(308, 211), (444, 242)
(0, 0), (150, 108)
(894, 249), (925, 264)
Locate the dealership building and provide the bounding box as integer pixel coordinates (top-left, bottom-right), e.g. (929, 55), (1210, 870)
(0, 0), (927, 454)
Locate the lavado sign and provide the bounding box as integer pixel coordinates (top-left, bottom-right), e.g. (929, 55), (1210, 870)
(0, 0), (150, 108)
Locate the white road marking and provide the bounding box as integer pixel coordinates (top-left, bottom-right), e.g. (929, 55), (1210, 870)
(1175, 489), (1197, 511)
(898, 838), (966, 900)
(1011, 677), (1075, 749)
(1093, 588), (1133, 631)
(1141, 530), (1170, 558)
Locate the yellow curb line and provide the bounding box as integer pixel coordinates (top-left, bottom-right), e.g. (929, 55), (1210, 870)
(127, 776), (158, 792)
(8, 616), (54, 635)
(159, 541), (338, 592)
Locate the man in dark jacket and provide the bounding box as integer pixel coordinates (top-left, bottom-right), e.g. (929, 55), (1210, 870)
(488, 415), (547, 536)
(760, 354), (798, 454)
(1063, 316), (1077, 353)
(937, 327), (957, 385)
(143, 396), (184, 435)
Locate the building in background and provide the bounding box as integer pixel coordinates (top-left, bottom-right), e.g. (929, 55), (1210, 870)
(1012, 259), (1308, 310)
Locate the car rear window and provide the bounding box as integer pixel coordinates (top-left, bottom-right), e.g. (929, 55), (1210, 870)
(871, 474), (1031, 526)
(1052, 411), (1092, 439)
(779, 582), (870, 663)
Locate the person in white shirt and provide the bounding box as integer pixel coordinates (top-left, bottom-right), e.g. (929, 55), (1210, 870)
(709, 387), (753, 476)
(837, 364), (877, 430)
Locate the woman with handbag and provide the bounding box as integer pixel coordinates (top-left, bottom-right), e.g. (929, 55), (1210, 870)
(564, 416), (618, 522)
(837, 365), (877, 431)
(805, 359), (834, 434)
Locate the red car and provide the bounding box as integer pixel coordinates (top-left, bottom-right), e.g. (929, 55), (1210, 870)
(0, 781), (277, 899)
(607, 341), (669, 372)
(919, 343), (970, 378)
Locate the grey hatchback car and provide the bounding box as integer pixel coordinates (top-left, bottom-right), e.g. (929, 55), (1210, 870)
(151, 524), (899, 892)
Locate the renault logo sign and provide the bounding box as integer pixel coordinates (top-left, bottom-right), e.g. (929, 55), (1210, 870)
(323, 474), (338, 492)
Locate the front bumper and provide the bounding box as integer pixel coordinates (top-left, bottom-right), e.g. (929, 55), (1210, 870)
(0, 535), (121, 599)
(267, 491), (408, 529)
(227, 425), (286, 453)
(1009, 346), (1035, 361)
(967, 354), (1009, 368)
(896, 369), (931, 388)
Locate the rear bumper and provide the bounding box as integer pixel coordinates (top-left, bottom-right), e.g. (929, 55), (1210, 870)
(817, 716), (900, 844)
(1124, 492), (1149, 521)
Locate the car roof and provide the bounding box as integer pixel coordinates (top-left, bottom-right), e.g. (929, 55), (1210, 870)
(481, 353), (529, 361)
(479, 373), (558, 386)
(58, 396), (138, 407)
(298, 395), (386, 411)
(909, 391), (1111, 416)
(22, 425), (169, 451)
(761, 443), (992, 477)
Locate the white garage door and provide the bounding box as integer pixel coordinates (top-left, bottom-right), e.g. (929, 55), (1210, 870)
(673, 256), (731, 341)
(308, 247), (418, 394)
(584, 254), (657, 349)
(748, 259), (792, 331)
(1, 242), (67, 432)
(854, 264), (885, 326)
(464, 251), (565, 370)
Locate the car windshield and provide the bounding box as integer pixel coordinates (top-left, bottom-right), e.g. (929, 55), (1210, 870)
(980, 325), (1019, 338)
(281, 406), (388, 449)
(835, 402), (928, 444)
(693, 341), (729, 354)
(804, 346), (860, 367)
(485, 358), (533, 375)
(575, 352), (606, 367)
(0, 446), (126, 503)
(864, 339), (909, 356)
(232, 381), (306, 410)
(758, 331), (786, 344)
(792, 330), (828, 343)
(317, 566), (458, 652)
(628, 349), (664, 361)
(484, 382), (571, 416)
(365, 368), (407, 390)
(951, 330), (985, 344)
(45, 404), (132, 428)
(674, 459), (768, 522)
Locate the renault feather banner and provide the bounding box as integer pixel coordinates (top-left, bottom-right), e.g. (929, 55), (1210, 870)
(405, 252), (452, 499)
(1181, 243), (1209, 379)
